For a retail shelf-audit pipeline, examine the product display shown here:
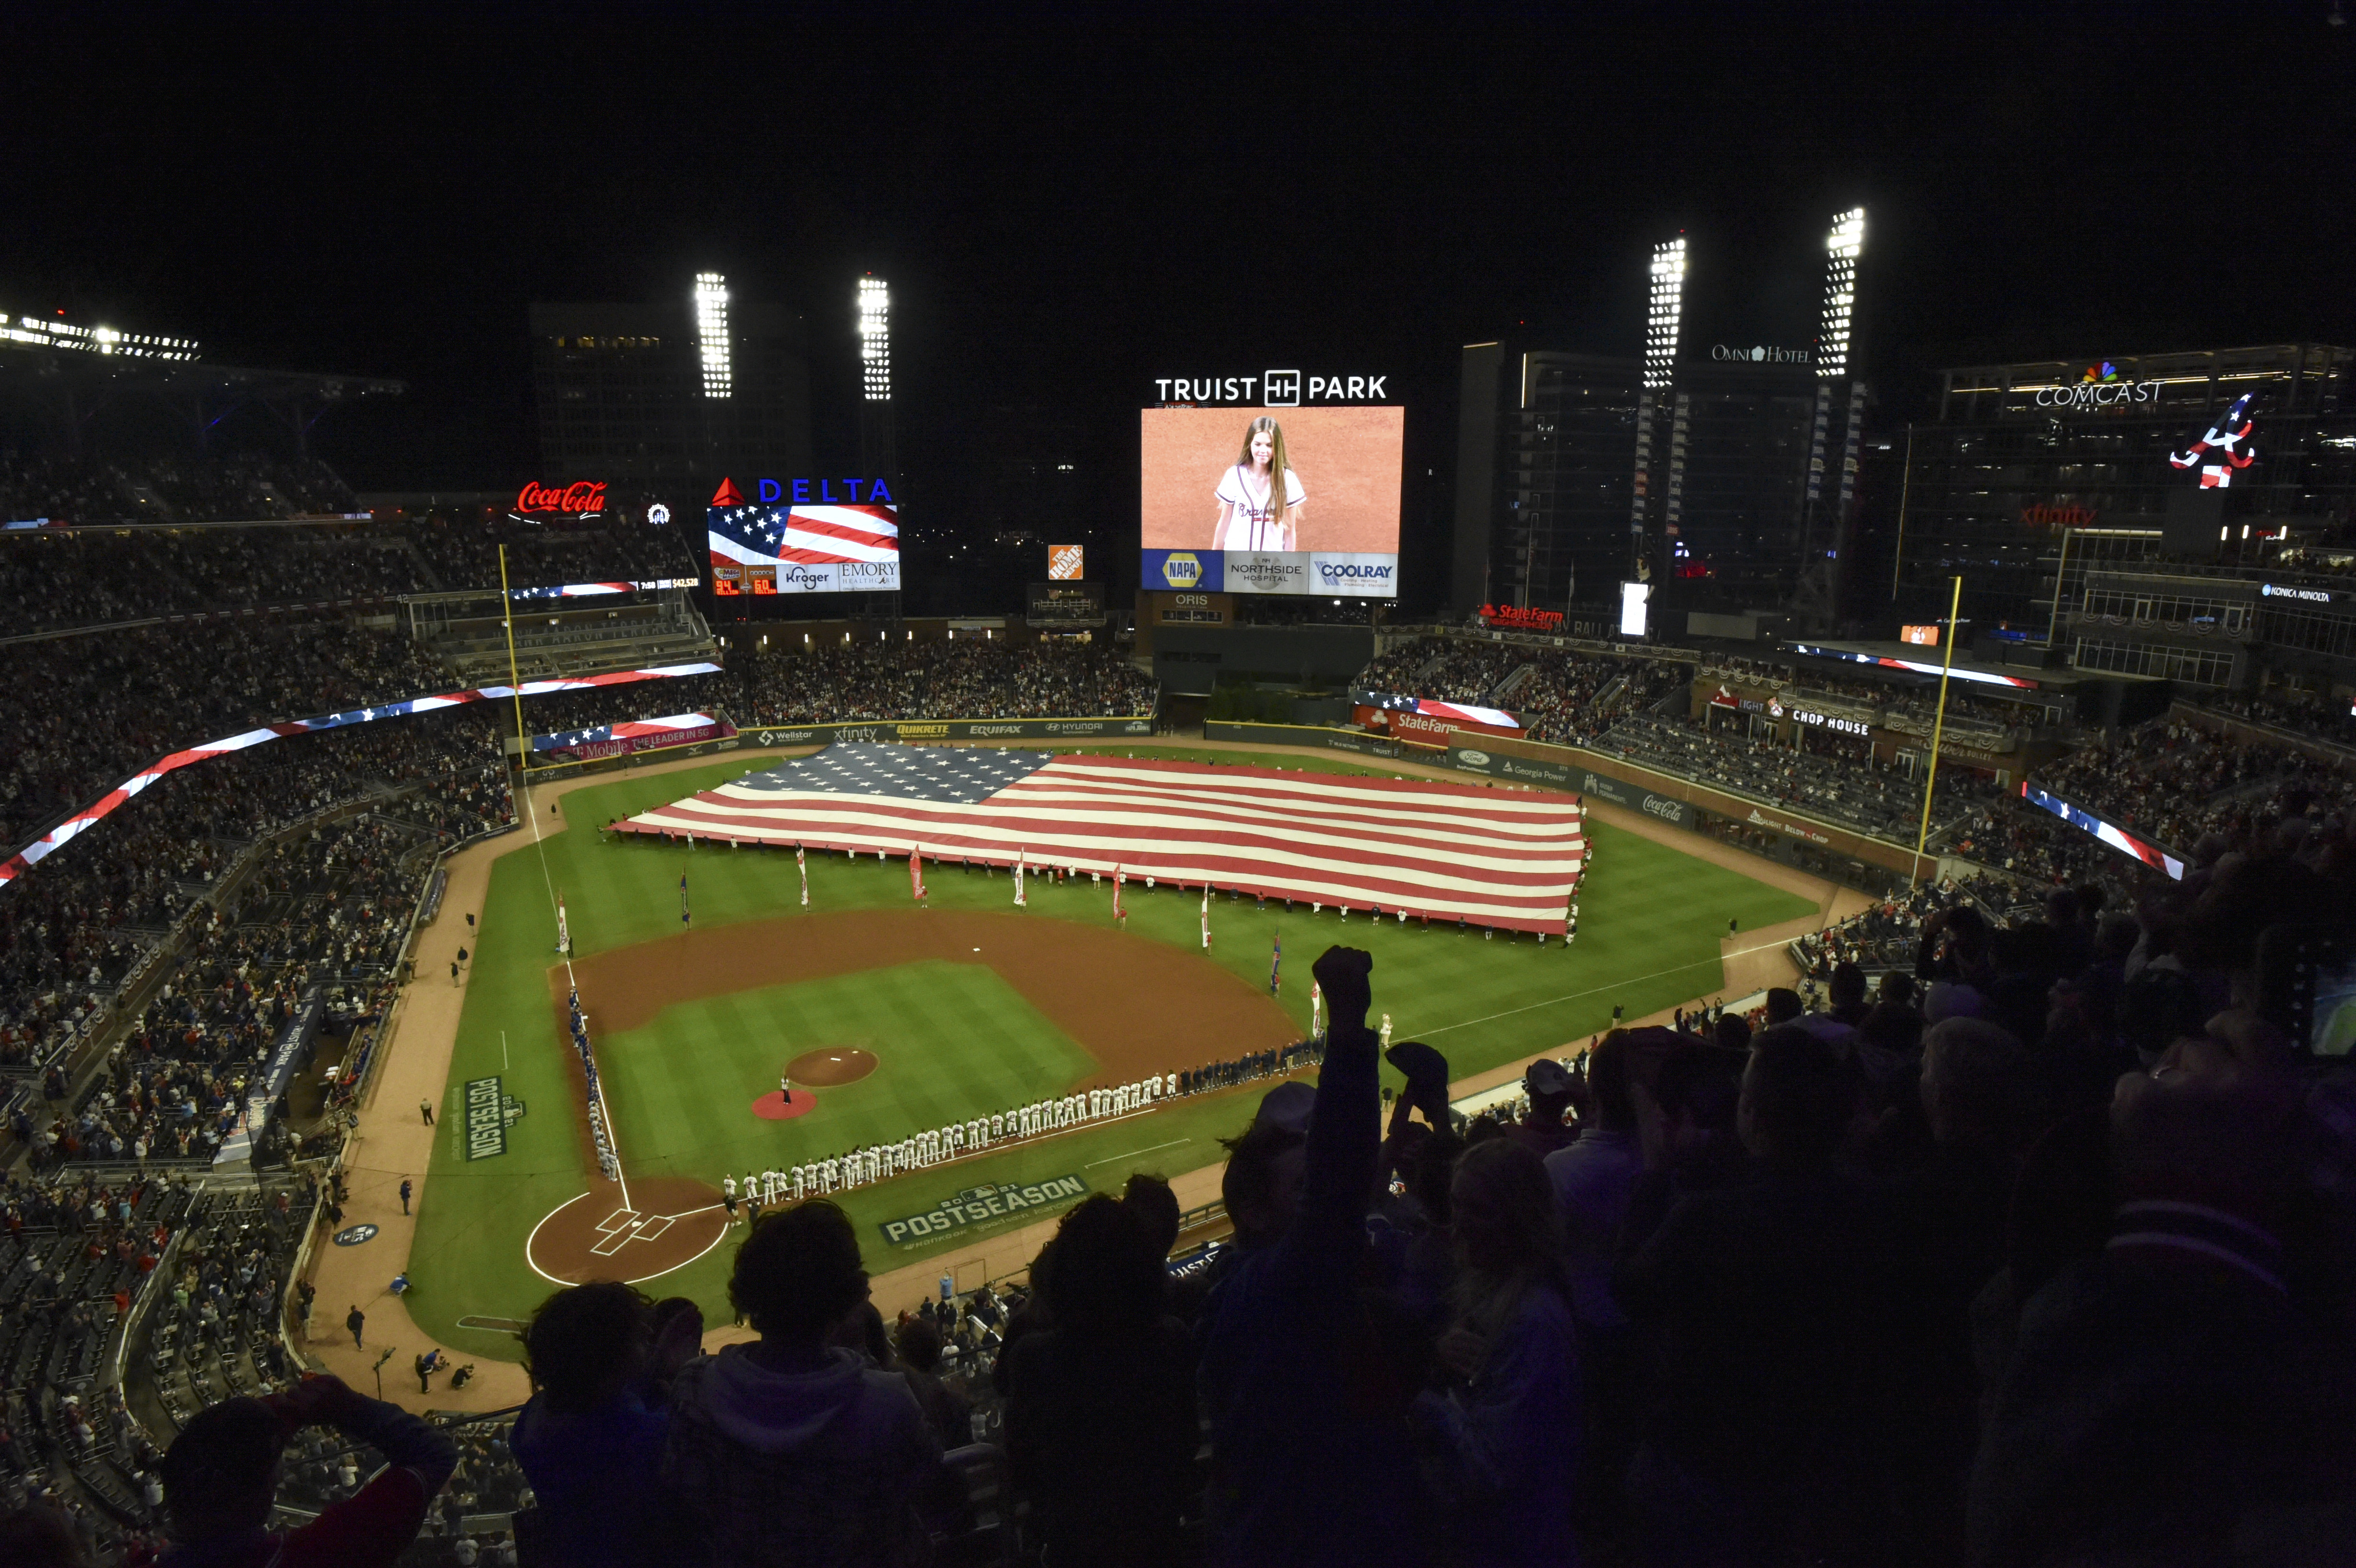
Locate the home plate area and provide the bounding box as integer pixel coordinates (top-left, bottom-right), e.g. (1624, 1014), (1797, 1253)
(593, 1206), (678, 1256)
(527, 1176), (729, 1285)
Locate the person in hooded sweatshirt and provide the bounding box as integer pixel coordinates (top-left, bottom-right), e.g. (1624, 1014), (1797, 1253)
(512, 1281), (701, 1567)
(663, 1200), (946, 1567)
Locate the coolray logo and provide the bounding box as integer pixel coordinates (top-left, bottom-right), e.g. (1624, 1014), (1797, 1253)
(1316, 560), (1392, 584)
(1710, 344), (1810, 364)
(970, 724), (1027, 736)
(1458, 749), (1491, 767)
(1158, 552), (1204, 588)
(2020, 502), (2098, 528)
(1642, 795), (1681, 820)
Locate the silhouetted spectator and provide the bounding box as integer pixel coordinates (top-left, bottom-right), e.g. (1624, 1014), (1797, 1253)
(1005, 1194), (1199, 1566)
(156, 1373), (456, 1568)
(514, 1280), (699, 1567)
(662, 1202), (944, 1566)
(1412, 1138), (1582, 1566)
(891, 1318), (971, 1447)
(1199, 946), (1427, 1568)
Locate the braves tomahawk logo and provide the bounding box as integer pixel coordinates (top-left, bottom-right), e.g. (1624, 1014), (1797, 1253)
(2170, 393), (2257, 489)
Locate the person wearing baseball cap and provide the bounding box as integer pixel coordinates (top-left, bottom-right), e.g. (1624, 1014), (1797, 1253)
(1507, 1057), (1579, 1159)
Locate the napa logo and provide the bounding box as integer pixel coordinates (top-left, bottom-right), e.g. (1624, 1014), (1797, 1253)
(1158, 552), (1204, 588)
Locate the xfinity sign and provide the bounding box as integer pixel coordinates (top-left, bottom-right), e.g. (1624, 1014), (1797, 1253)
(1153, 372), (1389, 405)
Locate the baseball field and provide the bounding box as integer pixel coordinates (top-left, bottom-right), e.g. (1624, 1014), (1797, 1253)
(401, 746), (1816, 1360)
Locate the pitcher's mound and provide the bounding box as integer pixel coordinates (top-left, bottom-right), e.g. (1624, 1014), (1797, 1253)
(785, 1048), (877, 1086)
(751, 1090), (816, 1121)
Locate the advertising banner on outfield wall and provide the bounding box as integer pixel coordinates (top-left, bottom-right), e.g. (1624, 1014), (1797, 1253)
(1202, 720), (1404, 758)
(743, 717), (1157, 748)
(880, 1175), (1091, 1246)
(1447, 745), (1695, 827)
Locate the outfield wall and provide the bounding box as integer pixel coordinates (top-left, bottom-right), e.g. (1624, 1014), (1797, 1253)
(1445, 732), (1923, 877)
(743, 715), (1159, 747)
(1201, 719), (1408, 758)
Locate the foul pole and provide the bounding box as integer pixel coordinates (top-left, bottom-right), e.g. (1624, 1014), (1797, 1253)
(1910, 573), (1964, 887)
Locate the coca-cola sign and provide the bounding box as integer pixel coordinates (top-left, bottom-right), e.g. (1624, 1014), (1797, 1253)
(515, 480), (608, 516)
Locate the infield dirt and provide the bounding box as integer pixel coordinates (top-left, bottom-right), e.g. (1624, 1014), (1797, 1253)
(552, 907), (1300, 1085)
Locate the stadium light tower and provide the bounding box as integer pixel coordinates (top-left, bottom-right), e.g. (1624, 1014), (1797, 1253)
(858, 276), (891, 402)
(1643, 237), (1686, 392)
(858, 275), (896, 484)
(1816, 208), (1865, 379)
(695, 272), (731, 399)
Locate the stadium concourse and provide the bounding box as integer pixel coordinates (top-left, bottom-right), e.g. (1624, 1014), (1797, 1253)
(301, 739), (1857, 1414)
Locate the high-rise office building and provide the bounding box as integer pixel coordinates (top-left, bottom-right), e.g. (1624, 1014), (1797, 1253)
(1890, 344), (2356, 678)
(1453, 210), (1871, 629)
(530, 275), (811, 488)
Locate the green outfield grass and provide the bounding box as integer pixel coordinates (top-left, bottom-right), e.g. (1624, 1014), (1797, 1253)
(401, 747), (1816, 1356)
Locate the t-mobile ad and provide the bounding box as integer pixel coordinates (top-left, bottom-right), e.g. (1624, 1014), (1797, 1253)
(1140, 406), (1403, 597)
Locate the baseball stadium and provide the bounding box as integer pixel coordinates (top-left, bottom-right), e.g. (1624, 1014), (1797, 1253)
(13, 48), (2356, 1561)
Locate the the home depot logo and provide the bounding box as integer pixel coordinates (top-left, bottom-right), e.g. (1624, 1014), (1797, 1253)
(1047, 544), (1084, 580)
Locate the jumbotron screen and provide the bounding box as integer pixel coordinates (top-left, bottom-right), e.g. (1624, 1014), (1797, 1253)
(707, 477), (899, 595)
(1140, 406), (1403, 597)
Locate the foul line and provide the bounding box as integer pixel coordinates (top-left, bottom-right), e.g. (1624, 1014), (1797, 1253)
(1419, 936), (1797, 1038)
(1084, 1137), (1191, 1168)
(517, 774), (633, 1213)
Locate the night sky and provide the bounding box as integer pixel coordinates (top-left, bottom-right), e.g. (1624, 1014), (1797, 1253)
(6, 3), (2352, 517)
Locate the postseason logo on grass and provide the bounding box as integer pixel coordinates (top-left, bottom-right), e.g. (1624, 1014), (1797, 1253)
(879, 1176), (1090, 1246)
(464, 1075), (525, 1161)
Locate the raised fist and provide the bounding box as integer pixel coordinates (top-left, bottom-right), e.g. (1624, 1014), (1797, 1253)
(1311, 946), (1373, 1024)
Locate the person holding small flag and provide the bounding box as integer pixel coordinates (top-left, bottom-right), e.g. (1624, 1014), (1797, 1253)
(1014, 851), (1027, 907)
(909, 845), (927, 903)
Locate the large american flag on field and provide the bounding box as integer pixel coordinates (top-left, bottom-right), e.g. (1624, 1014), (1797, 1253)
(615, 744), (1585, 934)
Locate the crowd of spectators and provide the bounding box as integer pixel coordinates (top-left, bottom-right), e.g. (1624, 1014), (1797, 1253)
(0, 620), (449, 848)
(0, 455), (356, 531)
(0, 508), (698, 633)
(2188, 686), (2356, 747)
(2036, 712), (2356, 854)
(1596, 711), (2001, 840)
(1789, 873), (2020, 979)
(1356, 636), (1528, 706)
(729, 639), (1156, 725)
